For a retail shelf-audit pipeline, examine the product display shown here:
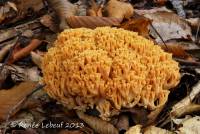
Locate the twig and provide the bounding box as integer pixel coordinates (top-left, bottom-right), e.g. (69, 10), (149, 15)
(150, 22), (169, 51)
(3, 83), (46, 134)
(8, 39), (42, 64)
(174, 57), (200, 67)
(0, 38), (18, 74)
(195, 19), (200, 43)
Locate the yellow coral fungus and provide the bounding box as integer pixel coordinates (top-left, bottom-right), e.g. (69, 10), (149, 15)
(42, 27), (180, 120)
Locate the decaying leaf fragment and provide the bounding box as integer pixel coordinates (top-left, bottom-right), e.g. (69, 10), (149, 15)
(0, 43), (14, 62)
(76, 111), (118, 134)
(125, 125), (142, 134)
(0, 64), (41, 82)
(40, 15), (59, 32)
(0, 82), (37, 121)
(103, 0), (134, 19)
(160, 43), (193, 60)
(144, 126), (173, 134)
(31, 51), (43, 69)
(175, 116), (200, 134)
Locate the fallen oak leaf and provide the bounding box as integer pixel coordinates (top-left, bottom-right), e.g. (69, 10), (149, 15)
(8, 39), (42, 64)
(103, 0), (134, 19)
(67, 16), (122, 29)
(76, 110), (118, 134)
(0, 82), (37, 121)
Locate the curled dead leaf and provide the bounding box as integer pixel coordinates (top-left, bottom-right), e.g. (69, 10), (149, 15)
(76, 111), (118, 134)
(0, 82), (37, 121)
(67, 16), (122, 29)
(103, 0), (134, 19)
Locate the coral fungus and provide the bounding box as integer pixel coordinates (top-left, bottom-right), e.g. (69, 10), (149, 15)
(42, 27), (180, 120)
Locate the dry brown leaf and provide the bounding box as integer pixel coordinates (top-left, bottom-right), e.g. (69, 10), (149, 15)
(120, 17), (150, 38)
(103, 0), (134, 19)
(8, 39), (42, 64)
(116, 114), (129, 131)
(0, 82), (37, 121)
(31, 51), (43, 69)
(147, 106), (164, 125)
(67, 16), (122, 29)
(46, 0), (78, 30)
(86, 0), (103, 17)
(40, 15), (59, 32)
(122, 107), (148, 125)
(160, 43), (193, 60)
(144, 11), (192, 42)
(1, 0), (44, 24)
(76, 111), (118, 134)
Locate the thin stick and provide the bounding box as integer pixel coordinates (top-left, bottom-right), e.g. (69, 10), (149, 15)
(150, 22), (169, 51)
(0, 38), (18, 73)
(174, 57), (200, 67)
(195, 19), (200, 43)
